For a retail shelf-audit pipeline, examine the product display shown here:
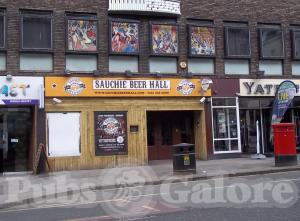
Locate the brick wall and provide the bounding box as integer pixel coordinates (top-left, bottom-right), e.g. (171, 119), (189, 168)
(0, 0), (300, 77)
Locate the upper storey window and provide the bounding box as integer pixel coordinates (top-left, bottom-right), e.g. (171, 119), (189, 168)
(259, 26), (284, 59)
(258, 25), (284, 76)
(224, 22), (250, 75)
(0, 10), (5, 49)
(149, 22), (178, 74)
(65, 13), (98, 73)
(291, 27), (300, 75)
(225, 24), (250, 58)
(20, 10), (53, 71)
(66, 13), (98, 52)
(187, 21), (215, 75)
(109, 19), (139, 55)
(189, 25), (215, 57)
(108, 19), (139, 73)
(0, 10), (6, 71)
(292, 28), (300, 59)
(21, 10), (52, 50)
(150, 23), (179, 56)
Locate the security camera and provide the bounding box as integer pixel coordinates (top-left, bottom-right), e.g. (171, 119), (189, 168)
(199, 97), (206, 103)
(6, 74), (13, 81)
(52, 98), (62, 104)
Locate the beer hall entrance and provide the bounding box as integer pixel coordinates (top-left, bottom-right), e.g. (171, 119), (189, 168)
(147, 111), (195, 161)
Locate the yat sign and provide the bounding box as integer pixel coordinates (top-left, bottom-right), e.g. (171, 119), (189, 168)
(239, 79), (300, 96)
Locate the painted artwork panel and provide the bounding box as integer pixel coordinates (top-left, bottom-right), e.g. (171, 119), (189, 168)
(111, 21), (139, 54)
(94, 112), (128, 155)
(190, 26), (215, 56)
(152, 24), (178, 55)
(68, 19), (97, 51)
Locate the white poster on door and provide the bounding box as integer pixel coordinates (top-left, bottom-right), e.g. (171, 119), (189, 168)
(217, 111), (226, 133)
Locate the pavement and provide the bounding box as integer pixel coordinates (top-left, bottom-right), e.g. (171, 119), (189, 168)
(1, 155), (300, 209)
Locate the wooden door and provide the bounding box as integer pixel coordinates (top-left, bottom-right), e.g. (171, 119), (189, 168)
(147, 111), (194, 161)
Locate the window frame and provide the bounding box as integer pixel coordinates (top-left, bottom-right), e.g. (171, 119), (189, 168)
(20, 52), (54, 72)
(224, 26), (251, 59)
(259, 27), (285, 59)
(108, 55), (139, 74)
(187, 58), (215, 75)
(20, 10), (53, 52)
(0, 10), (6, 50)
(211, 97), (241, 154)
(65, 53), (98, 73)
(258, 60), (283, 76)
(149, 56), (178, 75)
(188, 24), (216, 58)
(65, 13), (99, 54)
(291, 28), (300, 60)
(224, 59), (250, 75)
(149, 22), (179, 57)
(109, 18), (140, 56)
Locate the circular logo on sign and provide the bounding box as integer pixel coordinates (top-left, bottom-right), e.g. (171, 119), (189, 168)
(101, 117), (120, 135)
(64, 77), (85, 96)
(117, 136), (124, 144)
(177, 79), (196, 95)
(201, 78), (212, 92)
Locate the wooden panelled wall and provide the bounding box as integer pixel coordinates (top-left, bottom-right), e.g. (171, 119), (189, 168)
(45, 97), (207, 171)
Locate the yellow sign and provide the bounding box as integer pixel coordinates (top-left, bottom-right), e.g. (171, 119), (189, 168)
(45, 77), (212, 97)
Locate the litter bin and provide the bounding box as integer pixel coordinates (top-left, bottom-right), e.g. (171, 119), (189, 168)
(272, 123), (298, 167)
(172, 143), (196, 173)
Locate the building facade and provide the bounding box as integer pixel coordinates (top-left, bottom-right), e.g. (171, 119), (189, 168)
(1, 0), (300, 173)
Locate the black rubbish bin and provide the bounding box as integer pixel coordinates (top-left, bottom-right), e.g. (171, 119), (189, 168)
(172, 143), (196, 173)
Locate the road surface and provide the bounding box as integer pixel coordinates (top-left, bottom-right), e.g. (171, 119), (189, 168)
(1, 171), (300, 221)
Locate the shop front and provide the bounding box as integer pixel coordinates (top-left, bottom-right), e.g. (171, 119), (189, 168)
(239, 79), (300, 155)
(44, 77), (211, 171)
(0, 76), (44, 174)
(208, 78), (300, 158)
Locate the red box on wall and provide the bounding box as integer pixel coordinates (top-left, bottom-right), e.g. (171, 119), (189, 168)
(272, 123), (298, 167)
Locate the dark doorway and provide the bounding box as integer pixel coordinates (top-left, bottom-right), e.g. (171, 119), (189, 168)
(240, 108), (274, 154)
(240, 109), (261, 154)
(147, 111), (194, 161)
(0, 108), (32, 173)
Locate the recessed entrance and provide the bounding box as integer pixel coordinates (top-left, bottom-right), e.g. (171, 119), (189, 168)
(0, 108), (32, 173)
(147, 111), (194, 161)
(239, 101), (293, 155)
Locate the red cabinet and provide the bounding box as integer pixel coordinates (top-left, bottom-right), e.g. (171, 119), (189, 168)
(272, 123), (298, 166)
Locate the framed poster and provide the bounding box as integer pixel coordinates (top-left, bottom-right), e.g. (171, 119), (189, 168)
(150, 23), (179, 56)
(109, 20), (139, 55)
(94, 111), (128, 155)
(67, 18), (98, 52)
(189, 25), (215, 57)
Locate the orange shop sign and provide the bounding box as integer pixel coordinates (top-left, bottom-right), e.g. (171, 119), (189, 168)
(45, 77), (212, 97)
